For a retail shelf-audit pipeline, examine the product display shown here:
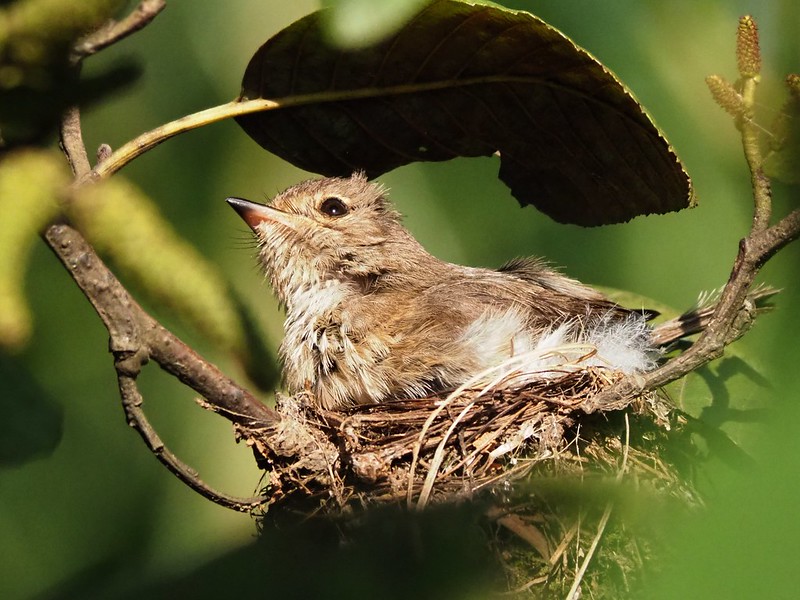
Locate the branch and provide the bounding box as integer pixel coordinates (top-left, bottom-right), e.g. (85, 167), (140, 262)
(43, 220), (278, 509)
(59, 106), (91, 176)
(44, 0), (282, 510)
(118, 370), (267, 512)
(43, 222), (279, 428)
(586, 16), (800, 413)
(588, 211), (800, 411)
(71, 0), (167, 61)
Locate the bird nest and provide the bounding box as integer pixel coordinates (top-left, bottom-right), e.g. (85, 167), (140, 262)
(242, 364), (686, 519)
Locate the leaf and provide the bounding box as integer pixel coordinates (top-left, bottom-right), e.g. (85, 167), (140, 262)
(0, 0), (132, 147)
(235, 0), (693, 226)
(0, 150), (68, 350)
(69, 179), (279, 389)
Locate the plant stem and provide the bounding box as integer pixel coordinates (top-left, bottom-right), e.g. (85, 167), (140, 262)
(739, 76), (772, 231)
(71, 0), (167, 61)
(90, 99), (277, 180)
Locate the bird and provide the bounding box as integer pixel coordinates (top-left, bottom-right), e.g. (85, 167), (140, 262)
(227, 172), (660, 411)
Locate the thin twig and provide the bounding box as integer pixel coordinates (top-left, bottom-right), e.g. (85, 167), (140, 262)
(550, 522), (580, 567)
(118, 372), (267, 512)
(406, 360), (517, 507)
(416, 401), (475, 510)
(71, 0), (167, 61)
(45, 0), (285, 511)
(43, 222), (278, 428)
(585, 46), (800, 413)
(59, 106), (91, 176)
(506, 575), (550, 595)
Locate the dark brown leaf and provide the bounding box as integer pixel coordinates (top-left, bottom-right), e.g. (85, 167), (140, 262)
(236, 0), (693, 226)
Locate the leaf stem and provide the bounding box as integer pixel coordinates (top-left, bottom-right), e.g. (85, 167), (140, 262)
(90, 99), (278, 180)
(90, 70), (692, 182)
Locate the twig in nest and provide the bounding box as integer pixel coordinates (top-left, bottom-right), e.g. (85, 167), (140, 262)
(411, 343), (615, 510)
(417, 400), (476, 510)
(248, 365), (654, 517)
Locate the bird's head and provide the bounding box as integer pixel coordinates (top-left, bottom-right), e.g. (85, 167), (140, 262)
(227, 172), (426, 306)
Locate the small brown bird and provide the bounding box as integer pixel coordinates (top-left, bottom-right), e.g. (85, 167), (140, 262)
(227, 173), (658, 410)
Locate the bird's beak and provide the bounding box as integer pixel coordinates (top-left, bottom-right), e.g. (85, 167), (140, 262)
(226, 197), (299, 231)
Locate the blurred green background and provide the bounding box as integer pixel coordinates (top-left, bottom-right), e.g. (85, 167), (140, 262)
(1, 1), (799, 598)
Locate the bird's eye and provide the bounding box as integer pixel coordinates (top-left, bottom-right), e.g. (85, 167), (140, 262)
(319, 197), (349, 217)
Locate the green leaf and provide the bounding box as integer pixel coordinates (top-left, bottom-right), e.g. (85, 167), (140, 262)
(69, 179), (278, 389)
(0, 0), (131, 147)
(235, 0), (693, 226)
(0, 150), (68, 350)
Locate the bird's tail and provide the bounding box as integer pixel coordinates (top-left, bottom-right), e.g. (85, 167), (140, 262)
(649, 285), (778, 348)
